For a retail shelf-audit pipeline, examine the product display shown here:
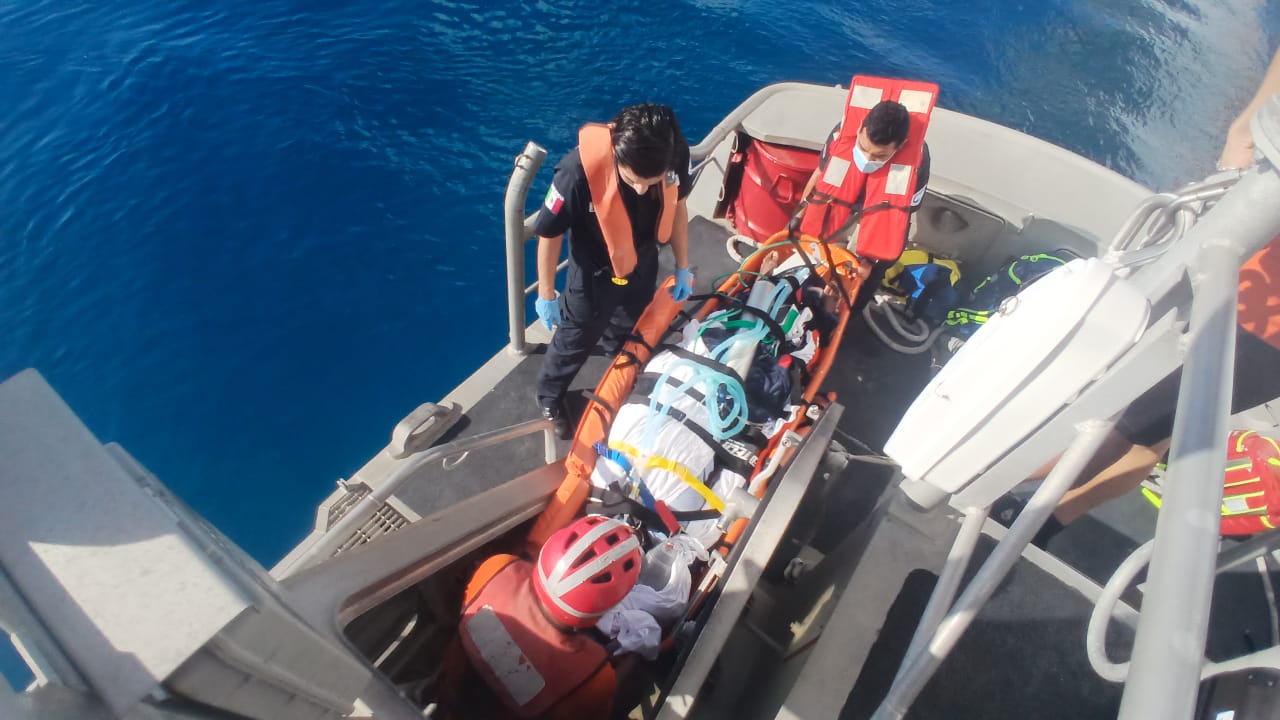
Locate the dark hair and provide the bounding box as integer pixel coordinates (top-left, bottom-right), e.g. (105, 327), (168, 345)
(862, 101), (910, 147)
(611, 103), (684, 179)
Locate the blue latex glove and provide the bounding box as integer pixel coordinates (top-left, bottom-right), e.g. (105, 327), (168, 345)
(670, 267), (694, 302)
(535, 293), (561, 330)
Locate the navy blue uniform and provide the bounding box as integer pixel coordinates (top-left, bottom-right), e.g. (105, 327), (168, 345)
(534, 144), (692, 410)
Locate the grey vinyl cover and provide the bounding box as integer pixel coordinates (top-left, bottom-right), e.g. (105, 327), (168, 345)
(0, 370), (370, 719)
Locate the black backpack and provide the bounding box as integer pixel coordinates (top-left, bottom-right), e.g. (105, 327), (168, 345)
(943, 249), (1079, 338)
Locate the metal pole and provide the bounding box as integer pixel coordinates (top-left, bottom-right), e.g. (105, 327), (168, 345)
(1117, 262), (1245, 717)
(1117, 153), (1280, 718)
(504, 142), (547, 355)
(892, 507), (987, 686)
(873, 419), (1115, 720)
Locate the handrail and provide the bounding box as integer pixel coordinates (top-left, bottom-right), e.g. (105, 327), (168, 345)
(283, 417), (556, 574)
(1117, 156), (1280, 719)
(504, 142), (548, 354)
(1088, 529), (1280, 684)
(873, 419), (1117, 720)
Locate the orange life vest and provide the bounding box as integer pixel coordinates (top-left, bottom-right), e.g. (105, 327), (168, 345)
(579, 123), (679, 280)
(460, 555), (613, 719)
(1238, 235), (1280, 351)
(799, 76), (937, 261)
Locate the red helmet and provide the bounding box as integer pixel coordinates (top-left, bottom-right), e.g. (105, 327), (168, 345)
(1220, 430), (1280, 536)
(533, 515), (642, 628)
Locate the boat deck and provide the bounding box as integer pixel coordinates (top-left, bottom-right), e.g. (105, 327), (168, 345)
(378, 210), (1279, 718)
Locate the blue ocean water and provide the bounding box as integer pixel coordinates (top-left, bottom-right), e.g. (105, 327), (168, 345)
(0, 0), (1277, 688)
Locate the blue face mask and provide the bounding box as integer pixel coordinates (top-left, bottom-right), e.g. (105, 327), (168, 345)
(853, 144), (886, 174)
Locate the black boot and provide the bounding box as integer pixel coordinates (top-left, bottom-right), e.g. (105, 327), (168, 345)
(539, 397), (572, 441)
(990, 494), (1065, 549)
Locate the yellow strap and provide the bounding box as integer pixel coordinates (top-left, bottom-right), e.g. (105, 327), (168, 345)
(609, 441), (725, 512)
(1224, 475), (1263, 489)
(1141, 487), (1164, 509)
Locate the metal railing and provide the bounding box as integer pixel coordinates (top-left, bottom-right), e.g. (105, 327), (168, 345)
(1117, 116), (1280, 717)
(873, 420), (1118, 719)
(873, 95), (1280, 720)
(503, 142), (547, 355)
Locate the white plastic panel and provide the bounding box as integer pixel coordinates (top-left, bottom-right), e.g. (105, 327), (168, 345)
(0, 370), (249, 715)
(0, 371), (374, 720)
(885, 259), (1149, 492)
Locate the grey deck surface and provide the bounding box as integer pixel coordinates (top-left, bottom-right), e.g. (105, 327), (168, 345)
(806, 319), (1135, 719)
(819, 316), (1279, 718)
(406, 214), (1279, 718)
(393, 216), (743, 514)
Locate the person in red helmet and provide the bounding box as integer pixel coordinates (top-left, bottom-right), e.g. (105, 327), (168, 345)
(456, 515), (642, 718)
(532, 515), (644, 628)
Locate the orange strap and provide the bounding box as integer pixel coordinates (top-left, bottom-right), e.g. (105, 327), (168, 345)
(463, 554), (520, 605)
(657, 173), (677, 245)
(579, 123), (678, 280)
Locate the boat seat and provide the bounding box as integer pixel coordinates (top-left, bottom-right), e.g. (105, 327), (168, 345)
(740, 85), (844, 152)
(883, 258), (1152, 509)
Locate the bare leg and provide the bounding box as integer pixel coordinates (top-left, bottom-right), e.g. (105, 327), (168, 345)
(1051, 437), (1172, 525)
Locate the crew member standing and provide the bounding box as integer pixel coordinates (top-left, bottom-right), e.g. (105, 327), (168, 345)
(798, 79), (937, 316)
(533, 103), (694, 439)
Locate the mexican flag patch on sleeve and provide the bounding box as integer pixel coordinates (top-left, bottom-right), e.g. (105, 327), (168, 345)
(544, 185), (564, 214)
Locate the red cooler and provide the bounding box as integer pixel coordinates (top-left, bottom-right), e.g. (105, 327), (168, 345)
(729, 140), (820, 242)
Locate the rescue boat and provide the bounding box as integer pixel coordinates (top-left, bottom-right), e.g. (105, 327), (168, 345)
(2, 76), (1279, 720)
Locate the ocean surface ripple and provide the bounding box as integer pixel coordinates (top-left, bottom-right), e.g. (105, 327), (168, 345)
(1, 0), (1276, 571)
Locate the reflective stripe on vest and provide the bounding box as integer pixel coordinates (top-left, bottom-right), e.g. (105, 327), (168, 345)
(579, 123), (679, 280)
(799, 76), (937, 261)
(460, 557), (611, 718)
(1220, 430), (1280, 534)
